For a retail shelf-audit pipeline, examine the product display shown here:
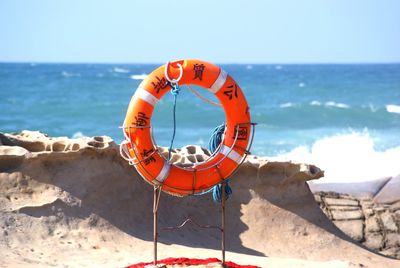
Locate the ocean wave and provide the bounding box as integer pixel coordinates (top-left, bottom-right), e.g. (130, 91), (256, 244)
(61, 71), (80, 78)
(130, 74), (148, 80)
(309, 100), (349, 108)
(281, 101), (350, 109)
(310, 100), (321, 106)
(113, 67), (130, 73)
(72, 132), (85, 138)
(272, 131), (400, 183)
(324, 101), (349, 109)
(280, 102), (295, 108)
(386, 104), (400, 114)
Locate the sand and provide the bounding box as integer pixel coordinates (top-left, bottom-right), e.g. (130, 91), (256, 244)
(0, 131), (399, 267)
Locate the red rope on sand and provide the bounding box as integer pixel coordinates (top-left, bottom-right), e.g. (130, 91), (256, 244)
(127, 257), (261, 268)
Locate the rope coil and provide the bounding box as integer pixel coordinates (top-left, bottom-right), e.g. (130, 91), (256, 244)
(208, 124), (232, 203)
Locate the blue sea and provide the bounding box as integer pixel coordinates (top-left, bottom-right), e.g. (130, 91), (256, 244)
(1, 63), (399, 182)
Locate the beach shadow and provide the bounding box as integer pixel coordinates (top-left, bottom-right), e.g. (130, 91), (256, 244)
(19, 149), (393, 260)
(19, 152), (265, 257)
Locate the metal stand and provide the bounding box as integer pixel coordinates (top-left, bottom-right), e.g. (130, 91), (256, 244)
(152, 182), (227, 266)
(221, 182), (226, 264)
(120, 122), (257, 266)
(153, 186), (162, 266)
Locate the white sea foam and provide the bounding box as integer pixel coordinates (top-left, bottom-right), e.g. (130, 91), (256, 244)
(113, 67), (130, 73)
(298, 82), (305, 87)
(280, 102), (295, 108)
(310, 100), (321, 106)
(325, 101), (349, 109)
(272, 131), (400, 184)
(130, 74), (148, 80)
(386, 104), (400, 114)
(72, 132), (85, 138)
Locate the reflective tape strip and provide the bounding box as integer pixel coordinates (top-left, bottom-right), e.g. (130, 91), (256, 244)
(209, 69), (228, 94)
(135, 87), (159, 106)
(220, 145), (242, 164)
(154, 160), (171, 183)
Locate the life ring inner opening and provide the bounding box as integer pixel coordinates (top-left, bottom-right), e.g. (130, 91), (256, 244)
(150, 84), (225, 167)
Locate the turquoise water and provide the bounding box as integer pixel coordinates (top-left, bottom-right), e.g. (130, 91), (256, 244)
(1, 63), (400, 179)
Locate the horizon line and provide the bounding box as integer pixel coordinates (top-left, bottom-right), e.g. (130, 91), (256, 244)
(1, 60), (400, 65)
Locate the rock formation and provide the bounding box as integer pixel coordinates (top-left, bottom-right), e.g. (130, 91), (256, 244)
(0, 131), (399, 267)
(315, 191), (400, 259)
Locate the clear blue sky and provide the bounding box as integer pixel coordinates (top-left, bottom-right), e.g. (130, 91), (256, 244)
(1, 0), (399, 63)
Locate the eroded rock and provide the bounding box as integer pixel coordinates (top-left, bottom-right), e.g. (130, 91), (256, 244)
(333, 220), (364, 241)
(315, 191), (400, 259)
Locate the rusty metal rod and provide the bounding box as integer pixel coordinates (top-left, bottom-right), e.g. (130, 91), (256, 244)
(221, 182), (226, 265)
(153, 186), (161, 265)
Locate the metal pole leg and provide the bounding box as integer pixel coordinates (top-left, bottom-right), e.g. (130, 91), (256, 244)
(221, 182), (226, 265)
(153, 186), (161, 265)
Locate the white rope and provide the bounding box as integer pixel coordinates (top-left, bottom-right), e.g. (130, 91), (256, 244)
(119, 140), (135, 165)
(120, 127), (138, 165)
(186, 85), (222, 107)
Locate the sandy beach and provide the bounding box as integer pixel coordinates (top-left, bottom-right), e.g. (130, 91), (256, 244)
(0, 131), (399, 267)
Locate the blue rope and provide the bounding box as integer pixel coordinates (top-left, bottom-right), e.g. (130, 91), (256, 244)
(168, 83), (181, 161)
(212, 182), (233, 203)
(208, 123), (233, 203)
(208, 124), (226, 153)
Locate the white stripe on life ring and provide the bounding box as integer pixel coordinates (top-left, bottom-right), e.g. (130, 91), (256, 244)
(220, 145), (242, 164)
(135, 87), (159, 107)
(209, 69), (228, 94)
(154, 160), (171, 183)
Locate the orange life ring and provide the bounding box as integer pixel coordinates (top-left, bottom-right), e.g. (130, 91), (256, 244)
(121, 59), (252, 196)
